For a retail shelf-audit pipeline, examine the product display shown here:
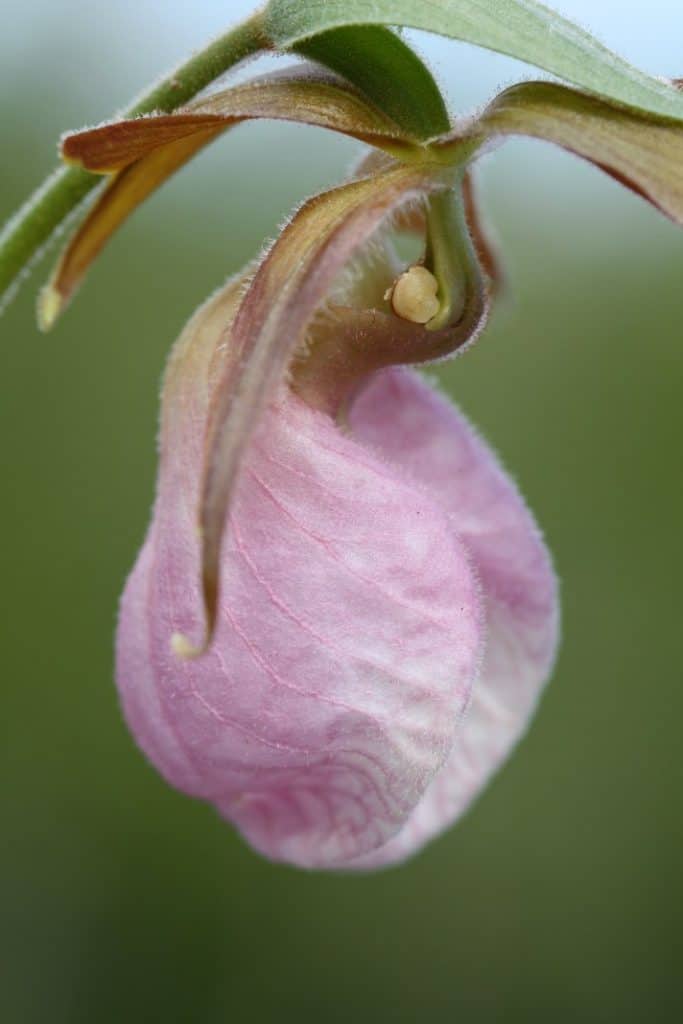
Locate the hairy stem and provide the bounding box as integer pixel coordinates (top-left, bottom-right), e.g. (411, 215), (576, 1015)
(0, 9), (269, 308)
(424, 183), (475, 331)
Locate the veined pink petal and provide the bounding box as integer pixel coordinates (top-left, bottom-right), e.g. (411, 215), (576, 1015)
(116, 290), (484, 869)
(347, 368), (559, 868)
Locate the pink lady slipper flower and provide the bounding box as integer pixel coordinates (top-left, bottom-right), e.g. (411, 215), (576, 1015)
(8, 10), (683, 871)
(97, 121), (557, 867)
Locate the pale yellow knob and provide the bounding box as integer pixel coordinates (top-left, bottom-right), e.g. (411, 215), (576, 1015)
(389, 266), (440, 325)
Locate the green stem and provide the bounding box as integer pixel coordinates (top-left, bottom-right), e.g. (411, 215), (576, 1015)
(0, 9), (269, 309)
(424, 181), (479, 331)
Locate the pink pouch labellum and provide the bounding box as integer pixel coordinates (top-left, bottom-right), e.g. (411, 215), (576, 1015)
(116, 250), (557, 871)
(116, 286), (485, 869)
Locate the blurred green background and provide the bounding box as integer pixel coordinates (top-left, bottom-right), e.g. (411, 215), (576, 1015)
(1, 3), (682, 1022)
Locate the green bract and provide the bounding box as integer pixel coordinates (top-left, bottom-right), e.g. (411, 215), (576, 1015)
(266, 0), (683, 120)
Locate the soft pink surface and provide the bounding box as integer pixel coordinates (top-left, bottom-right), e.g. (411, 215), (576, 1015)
(117, 376), (483, 868)
(348, 369), (559, 867)
(116, 353), (558, 869)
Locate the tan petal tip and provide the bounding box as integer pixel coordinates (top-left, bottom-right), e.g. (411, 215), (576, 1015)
(37, 284), (62, 332)
(60, 143), (85, 168)
(170, 631), (206, 660)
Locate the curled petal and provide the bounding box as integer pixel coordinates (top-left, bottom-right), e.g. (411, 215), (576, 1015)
(438, 81), (683, 225)
(463, 170), (505, 298)
(346, 369), (559, 867)
(194, 165), (454, 651)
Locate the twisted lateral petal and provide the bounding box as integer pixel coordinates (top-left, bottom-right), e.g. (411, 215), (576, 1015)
(39, 128), (223, 330)
(195, 165), (448, 651)
(62, 66), (415, 174)
(444, 81), (683, 225)
(116, 287), (483, 869)
(347, 369), (559, 868)
(42, 66), (420, 330)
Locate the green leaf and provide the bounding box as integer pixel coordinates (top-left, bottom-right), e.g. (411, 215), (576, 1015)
(266, 0), (683, 122)
(447, 81), (683, 225)
(39, 129), (223, 331)
(291, 25), (450, 138)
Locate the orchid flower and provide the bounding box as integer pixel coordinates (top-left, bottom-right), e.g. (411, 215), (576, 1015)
(3, 3), (683, 870)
